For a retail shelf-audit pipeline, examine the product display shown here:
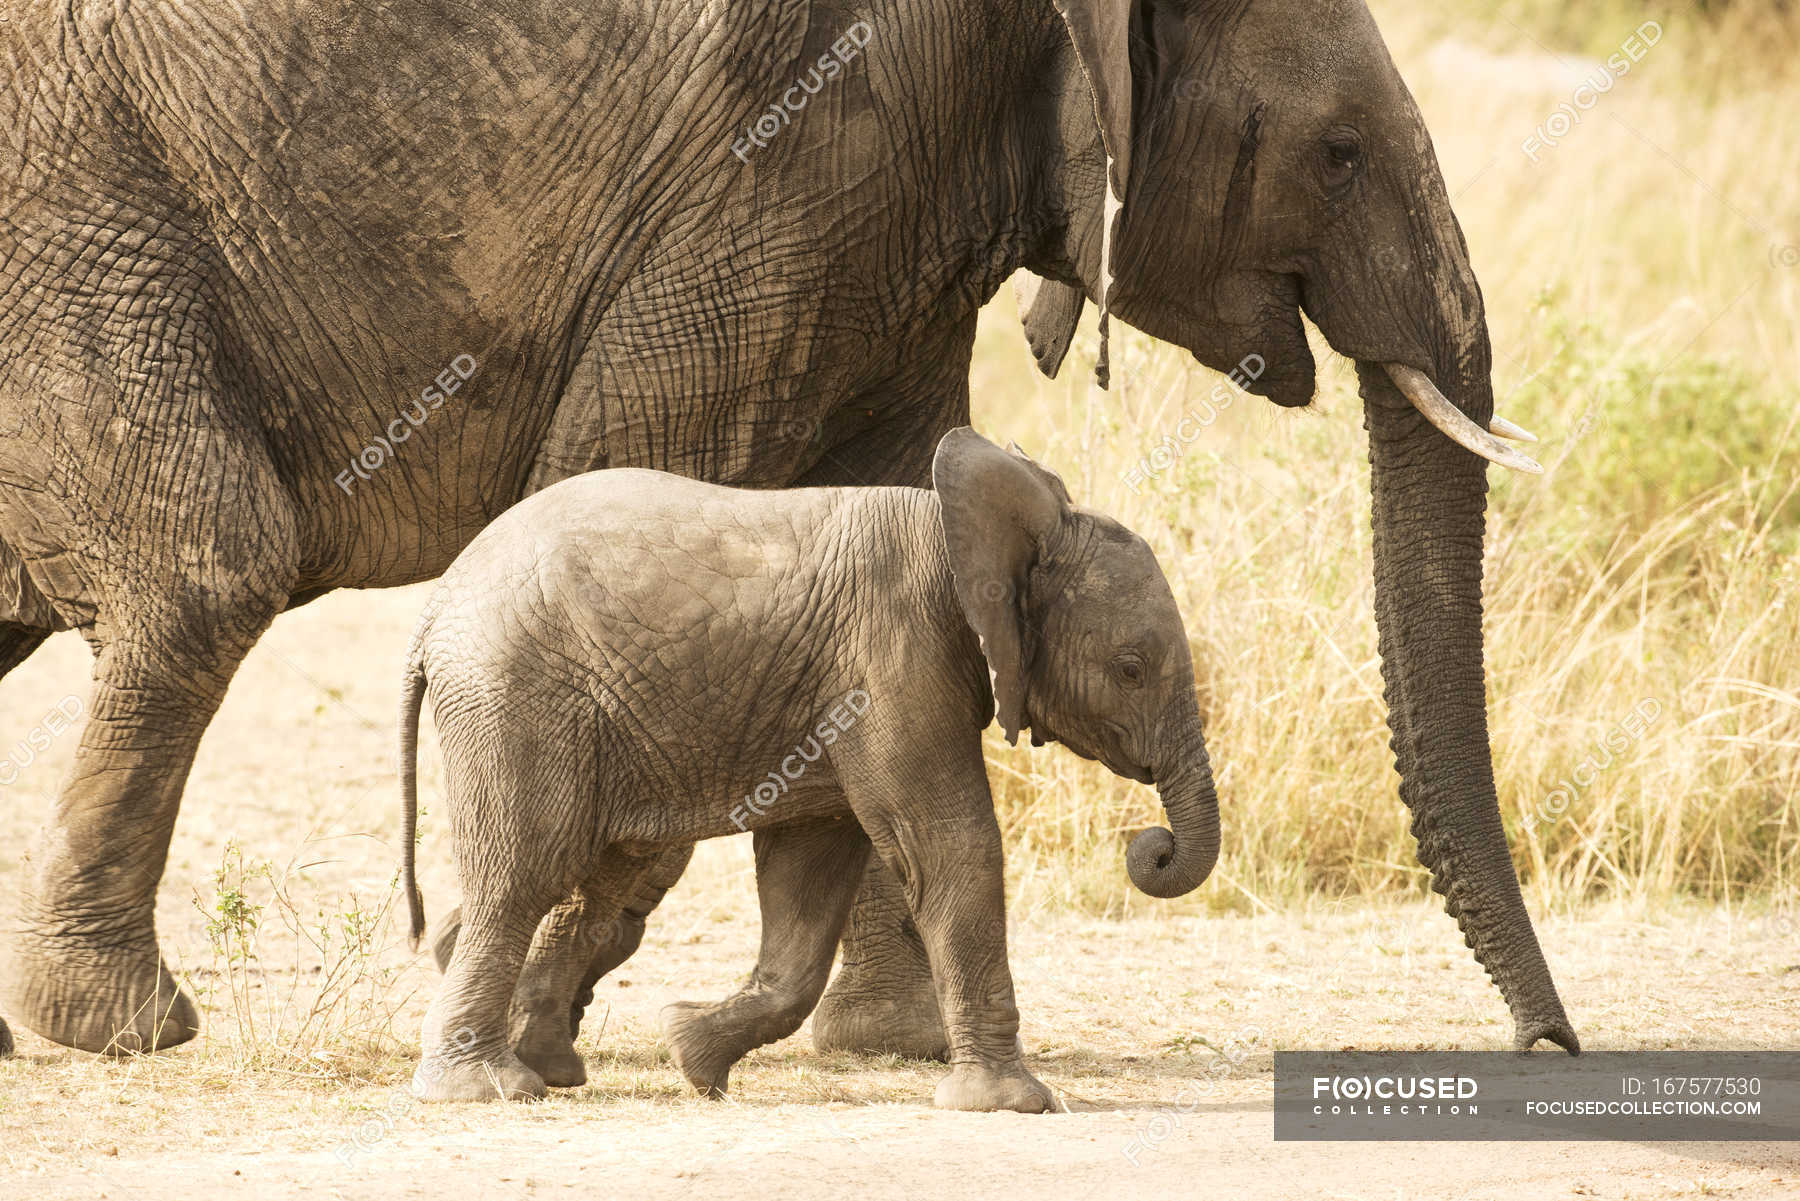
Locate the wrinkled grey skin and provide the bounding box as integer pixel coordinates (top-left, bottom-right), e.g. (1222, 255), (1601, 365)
(399, 429), (1219, 1107)
(0, 0), (1573, 1059)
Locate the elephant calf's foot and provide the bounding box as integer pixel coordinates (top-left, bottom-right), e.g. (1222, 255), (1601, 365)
(660, 1001), (748, 1097)
(513, 1017), (588, 1088)
(812, 981), (949, 1061)
(412, 1051), (547, 1102)
(3, 939), (199, 1055)
(0, 1017), (13, 1057)
(934, 1061), (1055, 1113)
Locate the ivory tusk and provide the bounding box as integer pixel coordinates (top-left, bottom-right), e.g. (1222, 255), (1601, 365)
(1489, 414), (1539, 443)
(1382, 364), (1544, 474)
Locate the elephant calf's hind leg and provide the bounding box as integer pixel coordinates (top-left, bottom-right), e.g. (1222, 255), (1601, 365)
(561, 842), (693, 1040)
(663, 817), (870, 1097)
(415, 896), (556, 1103)
(507, 849), (661, 1088)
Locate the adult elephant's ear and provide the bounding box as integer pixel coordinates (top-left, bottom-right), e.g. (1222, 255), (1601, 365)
(1051, 0), (1136, 389)
(932, 428), (1071, 745)
(1014, 272), (1085, 379)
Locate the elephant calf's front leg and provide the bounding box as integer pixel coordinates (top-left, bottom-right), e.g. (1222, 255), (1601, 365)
(897, 822), (1053, 1113)
(797, 350), (971, 1064)
(841, 745), (1053, 1113)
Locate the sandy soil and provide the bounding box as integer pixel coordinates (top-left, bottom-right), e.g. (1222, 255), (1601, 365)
(4, 896), (1798, 1201)
(2, 587), (1797, 1201)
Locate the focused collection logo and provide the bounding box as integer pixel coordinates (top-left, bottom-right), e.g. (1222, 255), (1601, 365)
(1276, 1052), (1794, 1141)
(1312, 1075), (1480, 1116)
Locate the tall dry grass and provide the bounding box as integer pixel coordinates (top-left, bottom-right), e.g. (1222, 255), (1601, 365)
(969, 2), (1800, 916)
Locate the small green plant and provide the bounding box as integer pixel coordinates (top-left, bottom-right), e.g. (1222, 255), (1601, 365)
(186, 839), (415, 1078)
(194, 840), (270, 1047)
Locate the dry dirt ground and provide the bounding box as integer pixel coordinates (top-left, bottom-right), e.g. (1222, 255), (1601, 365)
(2, 590), (1798, 1201)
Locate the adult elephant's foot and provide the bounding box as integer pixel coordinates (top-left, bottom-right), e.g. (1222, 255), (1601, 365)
(3, 933), (199, 1055)
(660, 1001), (738, 1097)
(412, 1051), (546, 1102)
(812, 978), (948, 1060)
(812, 860), (949, 1061)
(934, 1061), (1055, 1113)
(1513, 1014), (1582, 1055)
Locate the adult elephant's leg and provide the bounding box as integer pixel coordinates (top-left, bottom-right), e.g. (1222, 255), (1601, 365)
(0, 620), (50, 1052)
(797, 325), (975, 1062)
(3, 412), (298, 1054)
(0, 501), (80, 1056)
(812, 859), (948, 1059)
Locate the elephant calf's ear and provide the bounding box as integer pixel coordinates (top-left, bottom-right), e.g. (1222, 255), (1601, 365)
(932, 428), (1072, 744)
(1014, 272), (1086, 379)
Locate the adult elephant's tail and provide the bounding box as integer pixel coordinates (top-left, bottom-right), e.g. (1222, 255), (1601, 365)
(398, 631), (430, 953)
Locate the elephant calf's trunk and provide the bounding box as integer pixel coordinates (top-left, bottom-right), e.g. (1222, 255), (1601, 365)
(1127, 741), (1221, 899)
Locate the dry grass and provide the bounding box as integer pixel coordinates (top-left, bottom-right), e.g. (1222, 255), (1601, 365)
(967, 0), (1800, 915)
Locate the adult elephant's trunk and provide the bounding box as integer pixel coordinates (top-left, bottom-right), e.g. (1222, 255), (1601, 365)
(1360, 361), (1579, 1054)
(1127, 711), (1221, 899)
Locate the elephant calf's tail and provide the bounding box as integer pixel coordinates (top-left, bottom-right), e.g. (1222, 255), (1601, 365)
(398, 644), (429, 953)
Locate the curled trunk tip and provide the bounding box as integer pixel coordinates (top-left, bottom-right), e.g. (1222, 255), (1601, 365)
(1127, 827), (1194, 898)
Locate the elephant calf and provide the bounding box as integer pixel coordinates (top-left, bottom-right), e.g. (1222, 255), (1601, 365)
(399, 428), (1221, 1110)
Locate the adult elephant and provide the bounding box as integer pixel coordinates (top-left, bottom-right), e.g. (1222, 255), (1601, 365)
(0, 0), (1575, 1059)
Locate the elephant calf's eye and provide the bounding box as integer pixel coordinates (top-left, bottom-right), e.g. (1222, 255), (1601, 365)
(1322, 134), (1363, 185)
